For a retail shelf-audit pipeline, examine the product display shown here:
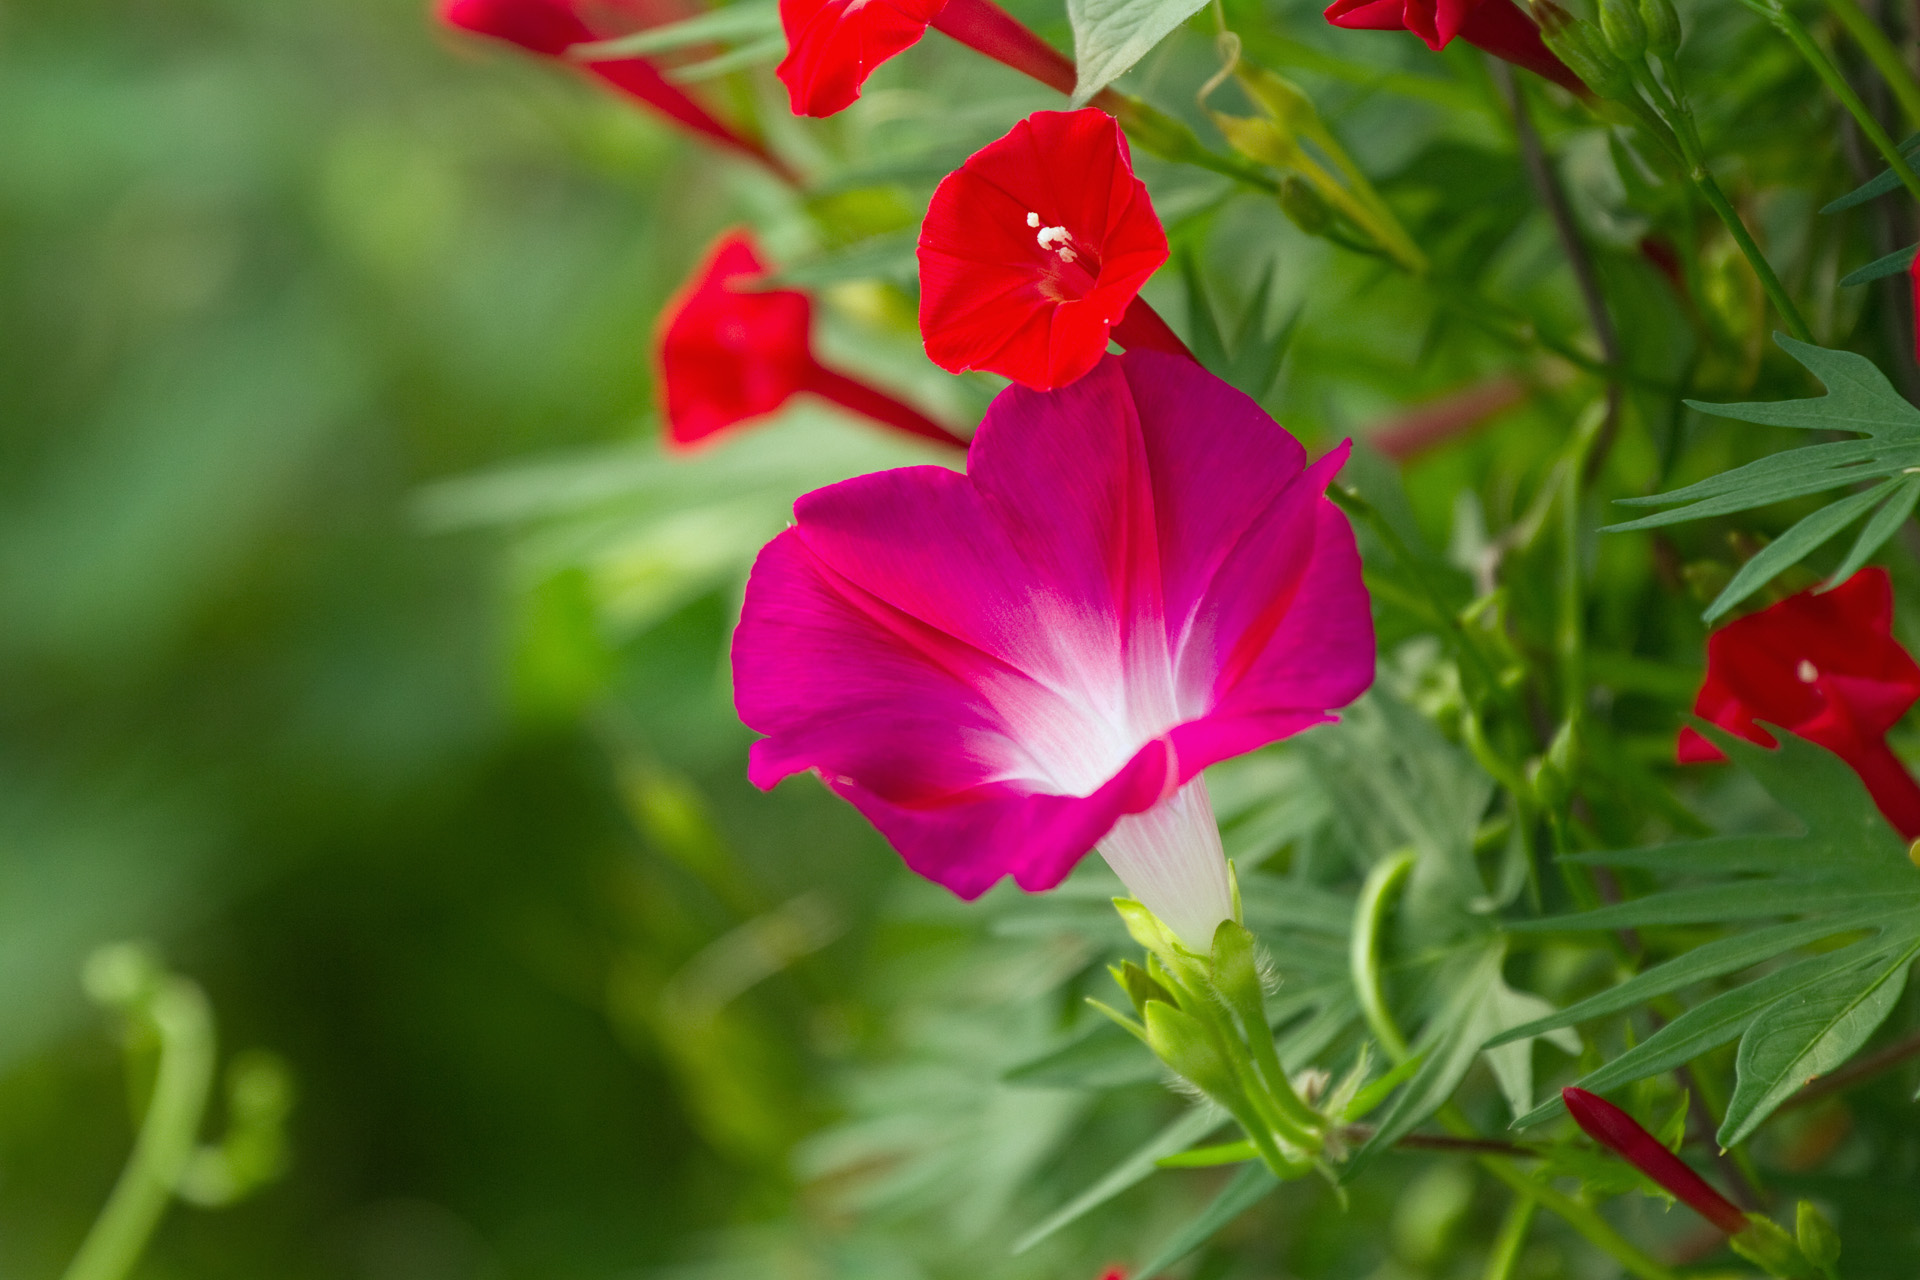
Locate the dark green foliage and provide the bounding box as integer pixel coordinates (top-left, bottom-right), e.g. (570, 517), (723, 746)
(1499, 727), (1920, 1144)
(1609, 336), (1920, 618)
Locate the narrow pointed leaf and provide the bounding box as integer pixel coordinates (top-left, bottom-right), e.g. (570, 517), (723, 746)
(1509, 947), (1871, 1127)
(1838, 242), (1918, 287)
(1721, 941), (1920, 1145)
(1134, 1161), (1281, 1278)
(1704, 483), (1892, 621)
(1011, 1106), (1224, 1254)
(1820, 133), (1920, 212)
(1825, 473), (1920, 587)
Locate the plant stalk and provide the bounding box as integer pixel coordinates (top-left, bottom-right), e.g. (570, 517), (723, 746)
(63, 978), (217, 1280)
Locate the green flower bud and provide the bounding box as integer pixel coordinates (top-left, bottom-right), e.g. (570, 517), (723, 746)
(1795, 1200), (1841, 1271)
(1143, 1000), (1241, 1105)
(1599, 0), (1648, 62)
(1277, 176), (1334, 235)
(1538, 1), (1637, 99)
(1641, 0), (1682, 57)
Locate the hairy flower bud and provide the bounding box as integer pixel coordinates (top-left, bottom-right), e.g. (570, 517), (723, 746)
(1278, 176), (1335, 235)
(1599, 0), (1647, 60)
(1640, 0), (1681, 56)
(1536, 1), (1636, 99)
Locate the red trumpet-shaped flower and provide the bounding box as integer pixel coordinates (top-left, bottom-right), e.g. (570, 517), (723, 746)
(1324, 0), (1583, 94)
(777, 0), (1085, 118)
(657, 230), (965, 450)
(1678, 567), (1920, 838)
(437, 0), (796, 181)
(918, 109), (1191, 392)
(1562, 1088), (1749, 1234)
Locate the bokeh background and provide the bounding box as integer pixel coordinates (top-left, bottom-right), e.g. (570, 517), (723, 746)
(7, 0), (1919, 1275)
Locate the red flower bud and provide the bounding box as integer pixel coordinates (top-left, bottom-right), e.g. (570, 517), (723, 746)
(1563, 1088), (1748, 1234)
(917, 109), (1191, 391)
(1679, 566), (1920, 839)
(1324, 0), (1585, 94)
(657, 231), (964, 450)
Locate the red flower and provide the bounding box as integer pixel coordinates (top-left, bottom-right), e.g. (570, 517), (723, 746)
(777, 0), (1082, 118)
(777, 0), (948, 117)
(1323, 0), (1583, 94)
(1910, 249), (1920, 364)
(1678, 566), (1920, 839)
(1563, 1088), (1749, 1234)
(917, 109), (1190, 392)
(658, 230), (965, 450)
(437, 0), (795, 180)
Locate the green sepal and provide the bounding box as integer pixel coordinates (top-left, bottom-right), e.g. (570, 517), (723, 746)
(1208, 920), (1269, 1038)
(1795, 1200), (1841, 1274)
(1155, 1140), (1259, 1169)
(1339, 1051), (1426, 1122)
(1111, 960), (1178, 1017)
(1730, 1215), (1824, 1280)
(1143, 1001), (1242, 1106)
(1085, 997), (1149, 1045)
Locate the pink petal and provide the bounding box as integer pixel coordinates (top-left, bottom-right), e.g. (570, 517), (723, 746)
(831, 737), (1178, 899)
(735, 529), (1040, 797)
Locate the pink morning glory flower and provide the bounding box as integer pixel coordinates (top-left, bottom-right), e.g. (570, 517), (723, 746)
(731, 350), (1374, 944)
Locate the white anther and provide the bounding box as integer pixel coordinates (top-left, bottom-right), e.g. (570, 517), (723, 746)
(1026, 211), (1041, 228)
(1057, 247), (1077, 263)
(1798, 659), (1819, 683)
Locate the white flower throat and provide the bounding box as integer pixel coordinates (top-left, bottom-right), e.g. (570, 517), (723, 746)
(1026, 211), (1079, 264)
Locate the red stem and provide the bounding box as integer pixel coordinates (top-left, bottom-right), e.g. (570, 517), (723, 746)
(802, 362), (969, 451)
(1370, 376), (1529, 461)
(1110, 295), (1198, 364)
(1563, 1088), (1749, 1235)
(583, 59), (801, 184)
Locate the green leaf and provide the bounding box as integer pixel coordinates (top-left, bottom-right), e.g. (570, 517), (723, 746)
(1343, 944), (1504, 1180)
(1156, 1139), (1258, 1168)
(1508, 946), (1873, 1128)
(1010, 1106), (1224, 1254)
(1838, 242), (1917, 287)
(1493, 908), (1908, 1048)
(1820, 131), (1920, 212)
(1066, 0), (1210, 106)
(1702, 482), (1892, 622)
(1603, 336), (1920, 617)
(1132, 1161), (1280, 1278)
(1721, 939), (1920, 1145)
(1481, 976), (1580, 1120)
(1826, 473), (1920, 586)
(1494, 725), (1920, 1140)
(1003, 1019), (1167, 1089)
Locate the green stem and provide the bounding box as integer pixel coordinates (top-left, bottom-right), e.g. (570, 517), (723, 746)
(1482, 1195), (1537, 1280)
(1763, 7), (1920, 205)
(1328, 486), (1512, 711)
(1107, 95), (1282, 194)
(1689, 167), (1813, 342)
(1633, 69), (1814, 342)
(63, 978), (217, 1280)
(1817, 0), (1920, 130)
(1351, 851), (1417, 1064)
(1478, 1158), (1683, 1280)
